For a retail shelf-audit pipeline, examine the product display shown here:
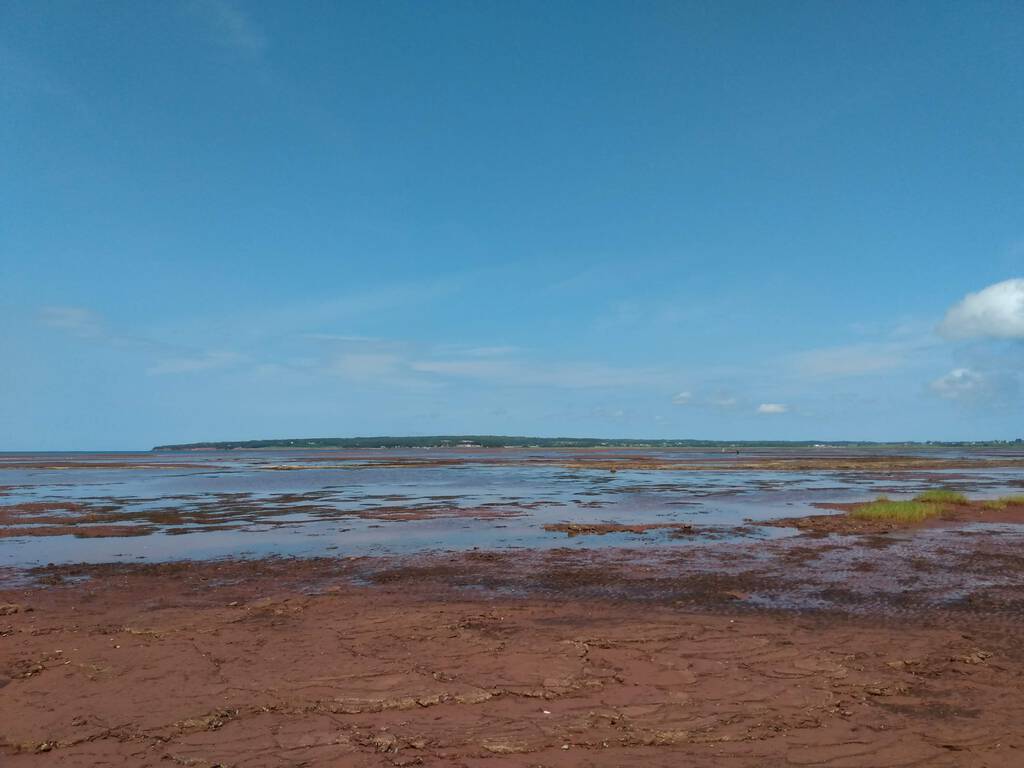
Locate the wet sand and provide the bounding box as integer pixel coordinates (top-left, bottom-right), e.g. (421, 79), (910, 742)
(3, 526), (1024, 767)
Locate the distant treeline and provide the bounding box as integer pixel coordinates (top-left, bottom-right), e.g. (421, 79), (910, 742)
(152, 435), (1024, 451)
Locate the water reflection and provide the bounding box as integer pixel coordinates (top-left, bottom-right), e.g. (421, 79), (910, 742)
(1, 449), (1022, 568)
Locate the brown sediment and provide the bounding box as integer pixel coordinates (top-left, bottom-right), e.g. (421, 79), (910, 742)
(767, 513), (914, 535)
(0, 502), (97, 523)
(543, 522), (695, 537)
(769, 500), (1024, 535)
(558, 456), (1024, 472)
(0, 461), (217, 470)
(0, 495), (530, 539)
(3, 536), (1024, 767)
(0, 525), (156, 539)
(169, 455), (1024, 473)
(5, 451), (1024, 474)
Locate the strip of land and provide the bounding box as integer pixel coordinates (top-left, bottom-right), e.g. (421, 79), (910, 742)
(151, 436), (1024, 450)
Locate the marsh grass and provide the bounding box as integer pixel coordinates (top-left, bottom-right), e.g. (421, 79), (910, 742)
(850, 490), (1022, 521)
(851, 496), (943, 522)
(913, 489), (968, 504)
(982, 494), (1024, 510)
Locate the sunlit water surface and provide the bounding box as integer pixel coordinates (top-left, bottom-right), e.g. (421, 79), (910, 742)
(2, 448), (1022, 568)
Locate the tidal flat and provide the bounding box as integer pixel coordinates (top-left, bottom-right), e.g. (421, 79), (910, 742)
(2, 447), (1024, 765)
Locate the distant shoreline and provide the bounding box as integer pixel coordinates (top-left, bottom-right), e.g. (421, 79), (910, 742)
(151, 435), (1024, 451)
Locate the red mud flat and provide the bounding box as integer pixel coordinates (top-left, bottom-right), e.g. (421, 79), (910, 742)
(543, 522), (695, 537)
(0, 495), (533, 540)
(555, 455), (1024, 472)
(3, 536), (1024, 768)
(0, 461), (215, 471)
(7, 452), (1024, 474)
(0, 503), (160, 540)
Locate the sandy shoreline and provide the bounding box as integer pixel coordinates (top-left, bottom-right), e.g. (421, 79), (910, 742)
(3, 525), (1024, 767)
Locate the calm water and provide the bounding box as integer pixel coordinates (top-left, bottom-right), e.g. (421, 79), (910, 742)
(1, 448), (1022, 568)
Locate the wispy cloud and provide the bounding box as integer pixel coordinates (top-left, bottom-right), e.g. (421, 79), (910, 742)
(667, 390), (741, 409)
(328, 353), (404, 380)
(36, 298), (854, 418)
(40, 305), (248, 378)
(147, 351), (245, 376)
(791, 342), (906, 378)
(39, 306), (104, 338)
(303, 333), (382, 344)
(290, 331), (678, 391)
(190, 0), (267, 56)
(409, 358), (672, 389)
(433, 344), (522, 358)
(213, 278), (464, 340)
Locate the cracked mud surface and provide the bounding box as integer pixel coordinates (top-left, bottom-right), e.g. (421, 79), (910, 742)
(3, 536), (1024, 768)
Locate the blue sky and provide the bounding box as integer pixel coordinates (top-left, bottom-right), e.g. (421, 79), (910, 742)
(2, 1), (1023, 449)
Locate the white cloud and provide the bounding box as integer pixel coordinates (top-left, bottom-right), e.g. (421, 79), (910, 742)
(671, 391), (693, 405)
(926, 367), (1023, 407)
(757, 403), (788, 414)
(929, 366), (1022, 407)
(939, 278), (1024, 339)
(930, 368), (983, 400)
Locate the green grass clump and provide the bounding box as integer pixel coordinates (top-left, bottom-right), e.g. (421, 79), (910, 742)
(982, 494), (1024, 510)
(851, 496), (943, 522)
(913, 489), (968, 504)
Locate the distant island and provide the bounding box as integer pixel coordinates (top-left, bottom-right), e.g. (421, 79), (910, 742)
(152, 436), (1024, 451)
